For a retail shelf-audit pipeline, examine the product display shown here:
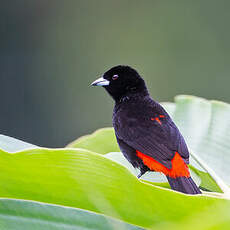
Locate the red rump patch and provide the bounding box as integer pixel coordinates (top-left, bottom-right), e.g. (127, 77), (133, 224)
(136, 151), (190, 178)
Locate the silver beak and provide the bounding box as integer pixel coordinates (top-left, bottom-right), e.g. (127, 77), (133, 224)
(91, 77), (110, 86)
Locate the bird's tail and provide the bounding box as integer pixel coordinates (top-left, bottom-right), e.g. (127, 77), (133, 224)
(166, 176), (201, 194)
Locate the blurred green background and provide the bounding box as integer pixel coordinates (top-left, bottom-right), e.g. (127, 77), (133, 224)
(1, 0), (230, 147)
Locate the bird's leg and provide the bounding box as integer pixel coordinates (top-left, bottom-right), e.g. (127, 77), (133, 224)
(137, 165), (149, 178)
(137, 171), (144, 178)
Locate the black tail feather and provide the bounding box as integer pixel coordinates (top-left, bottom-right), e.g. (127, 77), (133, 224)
(167, 176), (201, 194)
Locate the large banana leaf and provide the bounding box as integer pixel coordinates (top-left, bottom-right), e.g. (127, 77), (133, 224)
(0, 147), (228, 229)
(0, 199), (142, 230)
(167, 95), (230, 185)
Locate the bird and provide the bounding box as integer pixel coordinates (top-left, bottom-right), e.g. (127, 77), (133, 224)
(91, 65), (201, 194)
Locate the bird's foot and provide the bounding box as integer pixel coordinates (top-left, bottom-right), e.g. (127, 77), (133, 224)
(137, 165), (149, 178)
(137, 172), (143, 178)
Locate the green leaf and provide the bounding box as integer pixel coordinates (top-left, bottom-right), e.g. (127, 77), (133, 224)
(0, 135), (37, 153)
(171, 95), (230, 186)
(0, 199), (142, 230)
(189, 165), (222, 193)
(158, 202), (230, 230)
(0, 148), (228, 229)
(67, 128), (119, 154)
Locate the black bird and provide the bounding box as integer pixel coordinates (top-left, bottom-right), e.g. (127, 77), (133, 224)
(91, 65), (201, 194)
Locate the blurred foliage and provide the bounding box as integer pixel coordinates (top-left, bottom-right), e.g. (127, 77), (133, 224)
(1, 0), (230, 147)
(0, 135), (229, 229)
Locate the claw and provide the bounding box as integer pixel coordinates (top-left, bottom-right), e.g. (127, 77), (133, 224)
(137, 172), (143, 178)
(137, 169), (146, 178)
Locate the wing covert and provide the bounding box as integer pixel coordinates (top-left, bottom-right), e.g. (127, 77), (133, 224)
(114, 113), (189, 169)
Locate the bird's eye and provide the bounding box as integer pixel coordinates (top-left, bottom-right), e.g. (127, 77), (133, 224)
(112, 74), (119, 80)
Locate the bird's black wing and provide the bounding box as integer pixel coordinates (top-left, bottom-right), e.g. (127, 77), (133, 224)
(114, 104), (189, 169)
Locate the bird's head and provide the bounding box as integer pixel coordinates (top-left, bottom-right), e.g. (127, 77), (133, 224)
(91, 65), (148, 102)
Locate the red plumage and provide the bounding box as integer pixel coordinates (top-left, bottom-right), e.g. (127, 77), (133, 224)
(136, 151), (190, 178)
